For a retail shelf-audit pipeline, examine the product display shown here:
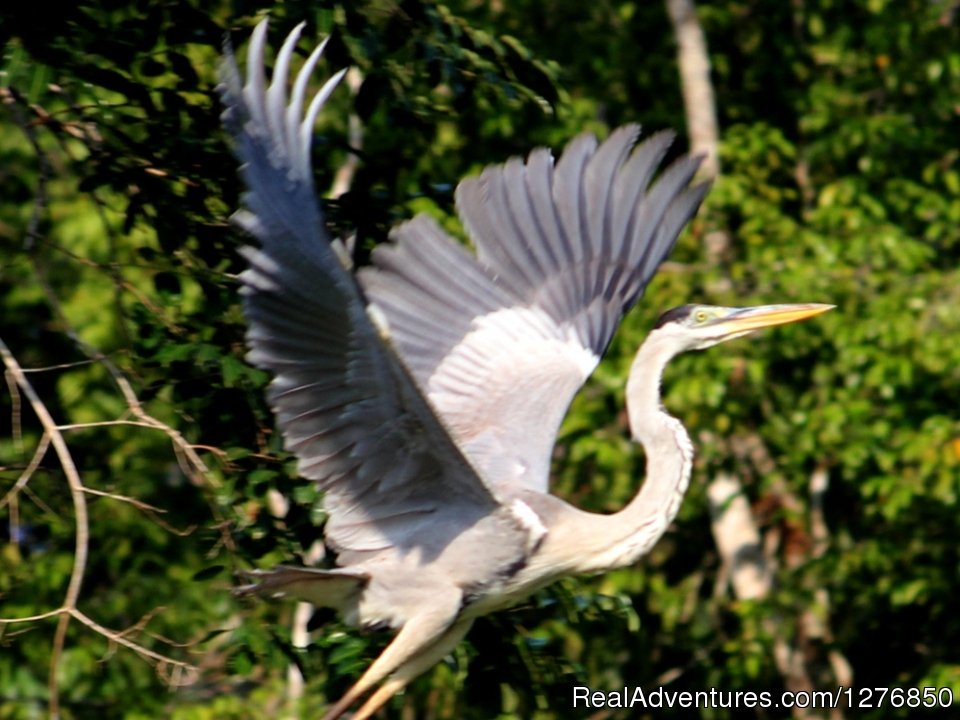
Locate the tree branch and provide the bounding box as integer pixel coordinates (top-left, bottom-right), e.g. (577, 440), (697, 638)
(0, 337), (89, 719)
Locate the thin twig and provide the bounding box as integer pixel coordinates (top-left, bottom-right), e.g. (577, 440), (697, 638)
(81, 486), (197, 536)
(0, 337), (88, 720)
(81, 486), (169, 513)
(0, 608), (65, 624)
(59, 419), (177, 432)
(30, 259), (217, 488)
(22, 359), (97, 373)
(3, 86), (217, 712)
(69, 608), (198, 679)
(0, 431), (50, 511)
(20, 483), (59, 519)
(0, 606), (198, 678)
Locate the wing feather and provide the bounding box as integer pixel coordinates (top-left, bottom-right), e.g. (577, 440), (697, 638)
(362, 127), (709, 494)
(219, 21), (513, 559)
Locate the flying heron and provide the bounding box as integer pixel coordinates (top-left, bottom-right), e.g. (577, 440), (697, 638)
(219, 20), (832, 720)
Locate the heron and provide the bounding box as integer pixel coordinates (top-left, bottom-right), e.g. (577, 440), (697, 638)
(219, 20), (832, 720)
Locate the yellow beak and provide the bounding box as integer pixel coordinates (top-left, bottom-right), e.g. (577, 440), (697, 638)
(713, 303), (835, 333)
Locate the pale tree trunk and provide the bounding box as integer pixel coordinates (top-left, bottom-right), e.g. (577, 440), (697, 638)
(330, 68), (365, 200)
(707, 474), (772, 599)
(664, 0), (728, 266)
(665, 0), (720, 180)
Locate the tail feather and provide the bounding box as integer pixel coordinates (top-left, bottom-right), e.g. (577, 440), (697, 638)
(235, 565), (369, 612)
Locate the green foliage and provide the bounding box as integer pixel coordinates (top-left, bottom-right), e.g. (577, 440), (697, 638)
(3, 0), (960, 718)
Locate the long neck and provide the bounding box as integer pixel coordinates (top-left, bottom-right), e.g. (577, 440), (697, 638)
(623, 332), (694, 545)
(569, 330), (694, 573)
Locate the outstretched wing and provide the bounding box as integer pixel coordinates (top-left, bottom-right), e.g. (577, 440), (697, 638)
(361, 127), (709, 495)
(219, 21), (507, 561)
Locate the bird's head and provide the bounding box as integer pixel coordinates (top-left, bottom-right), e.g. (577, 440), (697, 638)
(652, 303), (834, 352)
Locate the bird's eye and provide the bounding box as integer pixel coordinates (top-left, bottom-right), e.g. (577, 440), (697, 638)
(694, 309), (709, 324)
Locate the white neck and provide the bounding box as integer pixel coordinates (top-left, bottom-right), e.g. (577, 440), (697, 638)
(622, 331), (695, 549)
(569, 329), (694, 573)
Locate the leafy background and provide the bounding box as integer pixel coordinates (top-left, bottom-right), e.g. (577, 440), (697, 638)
(2, 0), (959, 718)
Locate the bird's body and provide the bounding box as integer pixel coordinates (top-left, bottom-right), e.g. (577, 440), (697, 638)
(219, 21), (832, 719)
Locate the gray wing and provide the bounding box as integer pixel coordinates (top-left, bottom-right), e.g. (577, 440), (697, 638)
(219, 21), (507, 560)
(361, 127), (709, 495)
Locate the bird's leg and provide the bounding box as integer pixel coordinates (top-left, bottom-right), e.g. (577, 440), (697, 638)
(349, 618), (474, 720)
(320, 594), (462, 720)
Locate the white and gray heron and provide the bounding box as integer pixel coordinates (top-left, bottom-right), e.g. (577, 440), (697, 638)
(219, 21), (832, 720)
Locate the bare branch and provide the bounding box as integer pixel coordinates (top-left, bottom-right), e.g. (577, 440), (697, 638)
(0, 608), (65, 625)
(21, 359), (97, 373)
(0, 431), (51, 511)
(2, 83), (217, 716)
(72, 608), (198, 683)
(81, 486), (197, 536)
(0, 337), (89, 719)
